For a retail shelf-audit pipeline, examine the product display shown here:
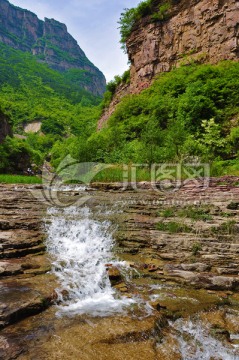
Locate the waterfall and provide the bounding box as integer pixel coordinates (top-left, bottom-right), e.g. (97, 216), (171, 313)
(46, 206), (133, 317)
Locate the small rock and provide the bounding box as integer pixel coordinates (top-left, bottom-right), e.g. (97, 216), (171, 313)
(107, 266), (122, 285)
(114, 283), (128, 293)
(148, 264), (158, 272)
(159, 253), (177, 260)
(50, 290), (58, 302)
(150, 301), (167, 311)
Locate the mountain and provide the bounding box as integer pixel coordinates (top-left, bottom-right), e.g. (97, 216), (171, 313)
(0, 0), (106, 96)
(99, 0), (239, 127)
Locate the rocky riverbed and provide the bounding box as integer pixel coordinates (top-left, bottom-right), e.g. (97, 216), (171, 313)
(0, 177), (239, 359)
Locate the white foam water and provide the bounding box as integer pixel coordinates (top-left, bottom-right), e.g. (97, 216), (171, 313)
(46, 206), (134, 317)
(50, 185), (87, 192)
(171, 319), (239, 360)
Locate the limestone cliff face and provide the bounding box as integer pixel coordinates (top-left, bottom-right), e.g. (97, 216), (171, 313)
(0, 0), (106, 95)
(0, 111), (12, 144)
(127, 0), (239, 93)
(99, 0), (239, 127)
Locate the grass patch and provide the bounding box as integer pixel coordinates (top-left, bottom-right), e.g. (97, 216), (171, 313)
(158, 208), (176, 218)
(178, 206), (212, 221)
(221, 212), (235, 218)
(156, 221), (192, 233)
(0, 174), (41, 184)
(90, 166), (152, 183)
(212, 220), (238, 235)
(158, 205), (212, 221)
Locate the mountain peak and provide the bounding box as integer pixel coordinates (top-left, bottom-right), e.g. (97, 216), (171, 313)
(0, 0), (106, 95)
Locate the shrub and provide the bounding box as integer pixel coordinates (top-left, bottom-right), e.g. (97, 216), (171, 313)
(152, 2), (171, 21)
(192, 242), (202, 256)
(118, 0), (153, 51)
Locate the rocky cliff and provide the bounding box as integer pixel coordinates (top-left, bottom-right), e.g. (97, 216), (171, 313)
(0, 0), (106, 96)
(99, 0), (239, 127)
(128, 0), (239, 93)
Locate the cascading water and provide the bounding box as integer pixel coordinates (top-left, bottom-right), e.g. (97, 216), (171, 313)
(170, 319), (239, 360)
(45, 205), (239, 359)
(46, 206), (134, 317)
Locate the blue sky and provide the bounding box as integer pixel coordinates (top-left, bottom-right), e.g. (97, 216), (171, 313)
(11, 0), (141, 81)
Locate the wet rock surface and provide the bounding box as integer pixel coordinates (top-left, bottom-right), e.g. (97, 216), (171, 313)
(0, 177), (239, 359)
(0, 185), (56, 333)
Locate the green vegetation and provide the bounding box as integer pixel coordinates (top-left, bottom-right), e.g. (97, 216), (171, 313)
(106, 70), (130, 95)
(118, 1), (172, 50)
(151, 2), (171, 21)
(191, 242), (202, 256)
(0, 42), (101, 174)
(0, 174), (41, 184)
(1, 39), (239, 182)
(158, 208), (175, 218)
(158, 206), (212, 221)
(0, 43), (100, 106)
(156, 221), (192, 233)
(0, 136), (37, 173)
(102, 69), (130, 109)
(52, 61), (239, 178)
(212, 220), (238, 235)
(177, 206), (212, 221)
(118, 0), (154, 51)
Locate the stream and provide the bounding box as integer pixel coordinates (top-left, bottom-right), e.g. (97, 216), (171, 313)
(1, 183), (239, 360)
(42, 199), (239, 360)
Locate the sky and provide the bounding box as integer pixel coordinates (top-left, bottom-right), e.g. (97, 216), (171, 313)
(11, 0), (141, 82)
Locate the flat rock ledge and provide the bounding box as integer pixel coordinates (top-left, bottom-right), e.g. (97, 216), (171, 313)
(0, 185), (56, 330)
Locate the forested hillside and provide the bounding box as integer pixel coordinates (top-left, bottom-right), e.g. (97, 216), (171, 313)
(0, 43), (101, 173)
(52, 61), (239, 176)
